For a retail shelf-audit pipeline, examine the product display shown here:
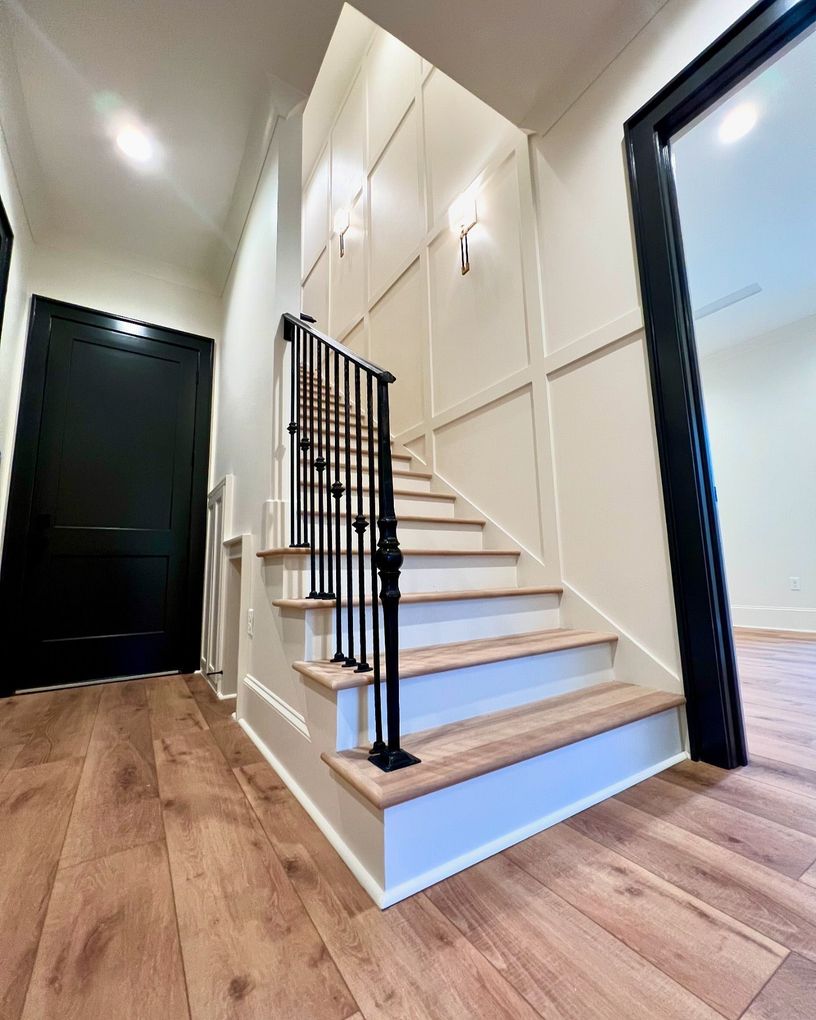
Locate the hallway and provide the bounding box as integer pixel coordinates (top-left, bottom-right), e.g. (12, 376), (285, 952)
(0, 640), (815, 1019)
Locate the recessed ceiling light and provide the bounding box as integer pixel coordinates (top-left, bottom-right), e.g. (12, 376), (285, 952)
(116, 126), (154, 163)
(718, 103), (758, 144)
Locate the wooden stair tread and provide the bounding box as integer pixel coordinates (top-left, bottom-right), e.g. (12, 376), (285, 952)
(321, 682), (685, 808)
(294, 627), (617, 691)
(299, 486), (451, 500)
(273, 584), (562, 611)
(257, 546), (519, 559)
(326, 513), (484, 526)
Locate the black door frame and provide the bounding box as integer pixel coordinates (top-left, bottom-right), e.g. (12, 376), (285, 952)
(625, 0), (816, 767)
(0, 296), (214, 695)
(0, 194), (13, 339)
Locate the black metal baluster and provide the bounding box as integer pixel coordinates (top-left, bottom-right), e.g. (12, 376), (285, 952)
(295, 327), (308, 548)
(367, 372), (384, 754)
(286, 319), (297, 546)
(307, 332), (317, 598)
(331, 350), (344, 661)
(353, 366), (370, 673)
(369, 377), (419, 771)
(325, 345), (334, 602)
(343, 358), (356, 667)
(316, 341), (327, 597)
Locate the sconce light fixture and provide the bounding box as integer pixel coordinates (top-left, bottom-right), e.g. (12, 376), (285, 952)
(334, 208), (350, 257)
(449, 193), (478, 275)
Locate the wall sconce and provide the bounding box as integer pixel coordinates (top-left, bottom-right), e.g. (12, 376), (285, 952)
(449, 193), (477, 275)
(334, 208), (350, 258)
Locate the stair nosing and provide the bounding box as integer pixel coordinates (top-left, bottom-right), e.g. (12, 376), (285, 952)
(293, 627), (618, 691)
(321, 682), (685, 809)
(273, 585), (563, 611)
(257, 546), (518, 559)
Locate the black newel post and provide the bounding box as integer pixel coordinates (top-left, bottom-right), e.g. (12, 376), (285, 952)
(369, 375), (420, 772)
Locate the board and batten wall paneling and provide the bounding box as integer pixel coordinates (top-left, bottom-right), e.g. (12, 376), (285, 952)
(422, 67), (519, 227)
(547, 338), (679, 673)
(300, 25), (559, 574)
(368, 259), (427, 436)
(302, 150), (329, 280)
(435, 387), (544, 560)
(329, 191), (365, 338)
(428, 154), (529, 415)
(369, 103), (424, 299)
(367, 31), (421, 165)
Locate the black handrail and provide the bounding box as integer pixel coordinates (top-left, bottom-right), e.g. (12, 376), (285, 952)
(282, 312), (419, 773)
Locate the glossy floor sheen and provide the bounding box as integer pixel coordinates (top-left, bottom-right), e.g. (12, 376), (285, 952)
(0, 632), (815, 1019)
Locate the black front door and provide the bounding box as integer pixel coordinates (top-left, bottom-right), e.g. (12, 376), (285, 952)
(1, 298), (213, 693)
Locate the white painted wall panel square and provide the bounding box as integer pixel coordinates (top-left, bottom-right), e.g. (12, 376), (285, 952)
(435, 387), (543, 558)
(369, 105), (424, 298)
(331, 74), (365, 219)
(367, 32), (420, 167)
(369, 261), (426, 434)
(423, 68), (518, 225)
(330, 193), (365, 337)
(549, 338), (678, 668)
(302, 151), (329, 277)
(429, 156), (528, 413)
(301, 247), (328, 329)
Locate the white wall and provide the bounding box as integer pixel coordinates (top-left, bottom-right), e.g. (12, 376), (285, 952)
(530, 0), (758, 679)
(0, 119), (34, 553)
(212, 113), (302, 538)
(301, 27), (560, 577)
(701, 317), (816, 633)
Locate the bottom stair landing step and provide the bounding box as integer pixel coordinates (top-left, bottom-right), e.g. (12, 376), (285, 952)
(321, 681), (684, 809)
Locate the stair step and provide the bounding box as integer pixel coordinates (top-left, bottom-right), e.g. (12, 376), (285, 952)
(294, 627), (617, 692)
(273, 584), (562, 611)
(258, 546), (519, 560)
(321, 681), (685, 809)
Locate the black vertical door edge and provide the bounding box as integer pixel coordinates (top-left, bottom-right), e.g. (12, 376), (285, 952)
(0, 296), (214, 696)
(624, 0), (816, 767)
(0, 193), (13, 341)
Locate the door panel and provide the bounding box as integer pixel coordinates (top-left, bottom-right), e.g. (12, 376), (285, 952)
(1, 299), (213, 692)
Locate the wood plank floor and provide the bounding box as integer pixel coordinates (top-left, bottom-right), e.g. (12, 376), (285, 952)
(0, 631), (814, 1018)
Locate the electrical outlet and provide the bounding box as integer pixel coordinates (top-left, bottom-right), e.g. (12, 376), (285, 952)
(790, 576), (801, 592)
(247, 608), (255, 636)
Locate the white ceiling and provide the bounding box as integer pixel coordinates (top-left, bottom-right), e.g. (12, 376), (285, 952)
(673, 24), (816, 358)
(0, 0), (345, 290)
(0, 0), (672, 294)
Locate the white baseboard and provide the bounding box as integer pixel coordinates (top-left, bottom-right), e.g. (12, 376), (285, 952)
(237, 716), (387, 907)
(731, 604), (816, 633)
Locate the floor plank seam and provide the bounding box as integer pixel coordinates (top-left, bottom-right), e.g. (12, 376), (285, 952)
(18, 688), (103, 1018)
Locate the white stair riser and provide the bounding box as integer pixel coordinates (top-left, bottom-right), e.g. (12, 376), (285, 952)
(381, 709), (685, 906)
(265, 553), (519, 598)
(335, 642), (615, 748)
(302, 592), (561, 659)
(333, 469), (432, 493)
(300, 491), (455, 516)
(306, 518), (483, 552)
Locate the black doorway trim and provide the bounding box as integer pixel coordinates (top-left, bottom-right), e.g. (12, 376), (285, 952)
(625, 0), (816, 767)
(0, 297), (214, 695)
(0, 194), (13, 340)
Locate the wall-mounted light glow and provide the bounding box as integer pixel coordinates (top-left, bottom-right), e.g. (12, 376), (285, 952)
(449, 193), (478, 275)
(116, 126), (154, 164)
(334, 208), (350, 257)
(718, 103), (758, 144)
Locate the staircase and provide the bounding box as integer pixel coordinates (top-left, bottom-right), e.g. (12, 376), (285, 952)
(237, 314), (687, 907)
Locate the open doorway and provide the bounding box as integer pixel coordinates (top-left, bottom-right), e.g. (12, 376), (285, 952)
(670, 28), (816, 770)
(626, 0), (816, 768)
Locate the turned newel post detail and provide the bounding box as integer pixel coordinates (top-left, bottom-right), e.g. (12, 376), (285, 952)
(369, 375), (420, 772)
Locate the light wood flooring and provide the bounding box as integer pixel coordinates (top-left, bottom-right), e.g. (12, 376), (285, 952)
(0, 631), (814, 1019)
